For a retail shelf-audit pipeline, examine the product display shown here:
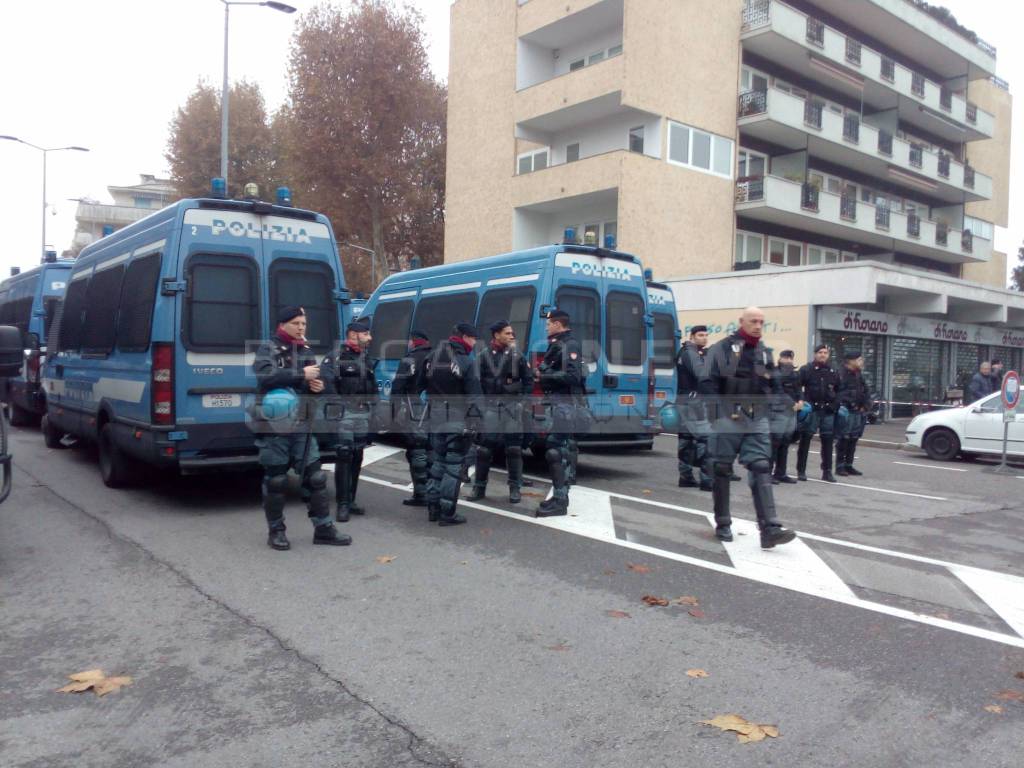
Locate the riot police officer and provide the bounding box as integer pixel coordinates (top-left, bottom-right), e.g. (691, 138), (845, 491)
(390, 330), (432, 506)
(676, 325), (714, 491)
(468, 320), (534, 504)
(321, 320), (378, 522)
(770, 350), (803, 484)
(836, 350), (872, 477)
(705, 306), (796, 549)
(536, 310), (588, 518)
(425, 322), (483, 526)
(796, 344), (841, 483)
(251, 306), (350, 550)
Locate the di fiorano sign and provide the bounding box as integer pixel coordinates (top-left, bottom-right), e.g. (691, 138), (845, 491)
(819, 307), (1024, 349)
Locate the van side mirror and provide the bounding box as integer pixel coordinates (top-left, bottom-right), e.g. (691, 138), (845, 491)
(643, 312), (655, 328)
(0, 326), (24, 377)
(538, 304), (552, 318)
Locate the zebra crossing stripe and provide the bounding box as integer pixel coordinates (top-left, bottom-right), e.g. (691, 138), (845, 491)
(950, 566), (1024, 639)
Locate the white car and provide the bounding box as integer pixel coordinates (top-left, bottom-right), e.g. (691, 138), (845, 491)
(905, 392), (1023, 461)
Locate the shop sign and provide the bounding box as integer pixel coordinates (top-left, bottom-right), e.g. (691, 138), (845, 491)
(819, 307), (1024, 348)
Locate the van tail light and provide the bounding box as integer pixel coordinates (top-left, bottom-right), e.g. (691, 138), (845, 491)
(647, 369), (657, 419)
(151, 343), (174, 425)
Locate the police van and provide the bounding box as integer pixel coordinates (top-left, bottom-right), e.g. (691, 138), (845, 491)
(0, 254), (74, 425)
(42, 184), (352, 486)
(362, 233), (657, 450)
(645, 276), (680, 406)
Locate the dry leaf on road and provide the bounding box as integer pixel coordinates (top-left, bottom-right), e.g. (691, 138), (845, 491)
(375, 555), (396, 564)
(546, 643), (571, 652)
(995, 689), (1024, 702)
(606, 610), (632, 619)
(602, 569), (616, 576)
(688, 608), (706, 618)
(642, 489), (652, 495)
(57, 669), (132, 697)
(700, 714), (779, 743)
(1016, 672), (1024, 680)
(984, 705), (1004, 714)
(626, 563), (651, 574)
(686, 669), (710, 678)
(677, 596), (700, 606)
(642, 595), (670, 607)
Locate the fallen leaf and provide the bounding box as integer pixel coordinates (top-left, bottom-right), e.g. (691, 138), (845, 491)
(375, 555), (396, 564)
(686, 669), (709, 678)
(1016, 672), (1024, 680)
(642, 489), (652, 495)
(642, 595), (670, 607)
(626, 563), (651, 574)
(688, 608), (706, 619)
(605, 610), (632, 619)
(933, 611), (952, 621)
(700, 714), (780, 743)
(995, 689), (1024, 702)
(57, 669), (133, 697)
(459, 560), (468, 565)
(677, 596), (700, 607)
(602, 569), (616, 576)
(984, 705), (1004, 714)
(546, 643), (571, 652)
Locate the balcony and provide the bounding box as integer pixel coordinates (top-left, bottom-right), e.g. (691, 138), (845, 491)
(515, 53), (625, 127)
(737, 86), (993, 203)
(512, 148), (644, 210)
(74, 203), (157, 226)
(516, 0), (623, 89)
(740, 0), (995, 142)
(735, 174), (992, 265)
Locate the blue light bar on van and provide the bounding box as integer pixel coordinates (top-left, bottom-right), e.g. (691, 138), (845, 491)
(563, 228), (576, 244)
(643, 268), (653, 281)
(276, 186), (292, 206)
(605, 234), (617, 250)
(211, 177), (227, 199)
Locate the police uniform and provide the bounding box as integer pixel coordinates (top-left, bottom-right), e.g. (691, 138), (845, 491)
(770, 352), (801, 482)
(320, 322), (378, 522)
(468, 321), (534, 504)
(536, 313), (588, 517)
(705, 330), (796, 549)
(390, 331), (432, 506)
(425, 323), (483, 526)
(251, 306), (349, 550)
(836, 352), (872, 476)
(796, 355), (841, 482)
(675, 333), (713, 490)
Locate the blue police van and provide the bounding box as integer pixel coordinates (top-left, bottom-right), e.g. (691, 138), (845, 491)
(0, 254), (74, 426)
(646, 277), (680, 407)
(42, 186), (352, 486)
(362, 235), (657, 450)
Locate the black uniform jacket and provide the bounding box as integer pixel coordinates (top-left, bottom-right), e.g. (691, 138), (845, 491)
(838, 367), (872, 412)
(775, 363), (802, 403)
(798, 362), (840, 411)
(425, 337), (484, 402)
(253, 336), (319, 395)
(538, 330), (586, 397)
(476, 344), (533, 398)
(676, 341), (714, 397)
(705, 333), (776, 399)
(320, 342), (378, 411)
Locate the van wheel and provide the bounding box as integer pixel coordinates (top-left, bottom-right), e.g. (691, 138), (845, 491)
(8, 402), (39, 427)
(41, 414), (65, 449)
(98, 423), (135, 488)
(923, 427), (960, 462)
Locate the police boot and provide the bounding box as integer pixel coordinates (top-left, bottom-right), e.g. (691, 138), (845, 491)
(334, 458), (353, 522)
(468, 445), (491, 500)
(711, 463), (733, 541)
(402, 495), (428, 507)
(835, 439), (850, 476)
(796, 435), (810, 481)
(349, 450), (366, 515)
(846, 439), (863, 475)
(820, 437), (837, 483)
(536, 448), (568, 517)
(506, 446), (524, 504)
(749, 461), (796, 549)
(313, 523), (352, 546)
(427, 502), (441, 523)
(263, 474), (290, 551)
(437, 502), (467, 527)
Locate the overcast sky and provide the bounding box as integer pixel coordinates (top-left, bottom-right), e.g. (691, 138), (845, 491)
(1, 0), (1020, 285)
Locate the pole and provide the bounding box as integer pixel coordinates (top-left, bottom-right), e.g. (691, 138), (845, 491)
(221, 1), (230, 189)
(41, 149), (47, 259)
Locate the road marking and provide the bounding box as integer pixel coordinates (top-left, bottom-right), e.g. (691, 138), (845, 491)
(806, 478), (947, 501)
(951, 566), (1024, 639)
(362, 445), (404, 466)
(564, 485), (617, 539)
(893, 461), (968, 472)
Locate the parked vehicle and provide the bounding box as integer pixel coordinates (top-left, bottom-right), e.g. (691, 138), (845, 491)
(361, 233), (658, 450)
(906, 392), (1023, 461)
(42, 185), (353, 486)
(0, 324), (27, 504)
(0, 254), (74, 425)
(645, 276), (680, 408)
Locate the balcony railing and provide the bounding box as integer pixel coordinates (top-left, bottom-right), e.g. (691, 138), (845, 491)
(909, 145), (923, 168)
(880, 57), (895, 82)
(842, 115), (860, 143)
(962, 229), (973, 254)
(806, 17), (824, 46)
(736, 176), (765, 203)
(875, 206), (890, 230)
(738, 89), (768, 117)
(936, 222), (949, 246)
(840, 195), (857, 221)
(907, 214), (921, 238)
(804, 100), (823, 129)
(801, 183), (820, 211)
(877, 130), (893, 156)
(911, 73), (926, 98)
(964, 165), (975, 189)
(845, 38), (862, 66)
(966, 102), (978, 124)
(741, 0), (771, 31)
(938, 153), (950, 179)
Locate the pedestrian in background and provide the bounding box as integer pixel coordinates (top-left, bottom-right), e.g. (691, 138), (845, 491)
(391, 330), (432, 507)
(836, 350), (871, 477)
(967, 361), (994, 403)
(989, 359), (1004, 391)
(676, 325), (713, 491)
(770, 349), (802, 484)
(796, 344), (841, 483)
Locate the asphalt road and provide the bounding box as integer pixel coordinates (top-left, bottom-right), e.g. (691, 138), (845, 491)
(2, 423), (1023, 768)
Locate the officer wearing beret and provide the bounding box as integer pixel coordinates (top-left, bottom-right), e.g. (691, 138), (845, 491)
(468, 320), (534, 504)
(390, 330), (432, 506)
(769, 350), (803, 484)
(676, 325), (714, 491)
(321, 319), (378, 522)
(251, 306), (350, 550)
(425, 322), (483, 526)
(836, 350), (872, 476)
(796, 344), (841, 483)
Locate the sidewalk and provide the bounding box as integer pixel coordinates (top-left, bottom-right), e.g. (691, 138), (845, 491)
(860, 418), (911, 449)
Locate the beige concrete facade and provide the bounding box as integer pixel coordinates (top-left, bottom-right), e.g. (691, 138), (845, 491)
(965, 78), (1013, 229)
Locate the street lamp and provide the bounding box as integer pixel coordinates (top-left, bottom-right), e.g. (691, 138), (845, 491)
(219, 0), (296, 193)
(345, 242), (378, 287)
(0, 135), (89, 260)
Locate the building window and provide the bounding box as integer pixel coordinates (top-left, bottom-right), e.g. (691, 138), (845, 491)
(133, 197), (152, 208)
(963, 215), (993, 240)
(608, 43), (623, 57)
(588, 50), (605, 65)
(667, 120), (734, 179)
(563, 220), (617, 246)
(566, 143), (580, 163)
(569, 59), (585, 72)
(628, 126), (644, 154)
(517, 148), (549, 174)
(737, 150), (766, 178)
(767, 237), (803, 266)
(735, 231), (764, 263)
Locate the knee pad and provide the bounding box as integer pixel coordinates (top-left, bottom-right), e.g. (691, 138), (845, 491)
(545, 448), (563, 465)
(265, 474), (289, 494)
(307, 469), (328, 490)
(476, 444), (493, 463)
(748, 459), (771, 475)
(713, 462), (733, 478)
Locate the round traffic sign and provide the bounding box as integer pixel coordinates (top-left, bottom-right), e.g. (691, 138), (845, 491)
(1001, 370), (1021, 411)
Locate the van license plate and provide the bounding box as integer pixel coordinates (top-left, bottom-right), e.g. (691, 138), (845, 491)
(202, 394), (241, 408)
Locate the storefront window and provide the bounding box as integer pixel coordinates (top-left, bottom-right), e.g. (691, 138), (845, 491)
(820, 331), (884, 397)
(954, 343), (983, 390)
(891, 337), (948, 416)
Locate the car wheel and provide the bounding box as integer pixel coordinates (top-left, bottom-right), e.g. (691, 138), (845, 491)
(8, 402), (39, 427)
(41, 414), (65, 449)
(923, 427), (960, 462)
(98, 423), (135, 488)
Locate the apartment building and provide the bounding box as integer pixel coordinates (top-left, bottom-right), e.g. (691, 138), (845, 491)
(445, 0), (1015, 413)
(70, 174), (175, 255)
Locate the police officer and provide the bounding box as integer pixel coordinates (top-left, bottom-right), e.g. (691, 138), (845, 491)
(321, 320), (378, 522)
(676, 325), (714, 491)
(796, 344), (841, 483)
(468, 320), (534, 504)
(536, 310), (588, 518)
(836, 350), (871, 477)
(390, 330), (432, 506)
(425, 322), (483, 526)
(252, 306), (350, 550)
(770, 350), (803, 484)
(705, 306), (796, 549)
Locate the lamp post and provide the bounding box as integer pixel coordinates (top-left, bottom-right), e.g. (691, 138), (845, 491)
(220, 0), (296, 192)
(345, 243), (378, 287)
(0, 136), (89, 260)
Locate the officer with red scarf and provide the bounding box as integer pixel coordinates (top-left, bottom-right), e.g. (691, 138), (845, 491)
(390, 330), (432, 506)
